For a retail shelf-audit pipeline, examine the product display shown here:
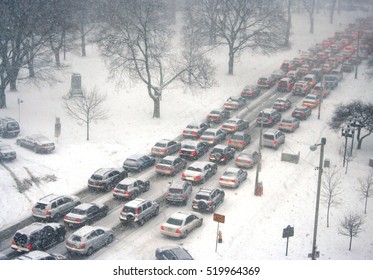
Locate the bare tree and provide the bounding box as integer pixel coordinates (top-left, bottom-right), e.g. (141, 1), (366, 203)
(358, 171), (373, 214)
(321, 166), (342, 227)
(329, 0), (337, 24)
(64, 88), (107, 141)
(284, 0), (294, 48)
(338, 213), (364, 250)
(303, 0), (315, 33)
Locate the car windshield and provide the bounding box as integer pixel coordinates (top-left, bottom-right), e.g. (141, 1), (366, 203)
(276, 100), (285, 104)
(259, 113), (271, 119)
(70, 208), (86, 215)
(34, 202), (47, 210)
(182, 144), (196, 150)
(212, 148), (224, 154)
(186, 125), (198, 129)
(259, 78), (267, 82)
(281, 119), (293, 124)
(239, 153), (252, 158)
(90, 174), (103, 180)
(116, 184), (128, 191)
(124, 159), (138, 166)
(71, 235), (82, 242)
(263, 134), (274, 140)
(209, 111), (220, 115)
(223, 171), (235, 177)
(169, 188), (182, 194)
(324, 76), (336, 81)
(187, 167), (202, 172)
(7, 122), (19, 129)
(306, 96), (316, 100)
(159, 159), (172, 165)
(166, 218), (183, 226)
(123, 206), (136, 214)
(230, 134), (244, 140)
(203, 131), (215, 136)
(195, 194), (210, 200)
(155, 143), (167, 148)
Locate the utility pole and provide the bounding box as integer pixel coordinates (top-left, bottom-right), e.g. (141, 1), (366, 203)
(254, 111), (263, 196)
(355, 31), (360, 79)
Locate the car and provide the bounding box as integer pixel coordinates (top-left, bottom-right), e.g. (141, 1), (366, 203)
(262, 129), (285, 150)
(119, 198), (159, 226)
(228, 132), (251, 150)
(16, 250), (67, 260)
(160, 211), (203, 238)
(341, 61), (354, 72)
(0, 143), (16, 161)
(0, 117), (20, 138)
(122, 154), (156, 172)
(241, 85), (261, 98)
(322, 74), (339, 89)
(302, 94), (321, 108)
(278, 117), (300, 133)
(206, 108), (231, 124)
(257, 76), (276, 89)
(223, 95), (246, 110)
(11, 222), (66, 252)
(155, 246), (193, 260)
(286, 70), (303, 81)
(16, 134), (55, 153)
(182, 122), (210, 139)
(309, 67), (323, 81)
(292, 81), (312, 96)
(277, 77), (295, 92)
(63, 203), (109, 229)
(219, 167), (248, 188)
(32, 194), (81, 222)
(235, 150), (260, 169)
(199, 128), (227, 146)
(112, 178), (150, 200)
(155, 156), (187, 176)
(181, 161), (217, 184)
(292, 57), (303, 67)
(165, 179), (193, 205)
(151, 139), (181, 157)
(179, 141), (209, 160)
(303, 74), (318, 87)
(322, 63), (332, 74)
(208, 144), (235, 164)
(280, 60), (294, 72)
(256, 108), (281, 127)
(297, 65), (311, 77)
(312, 83), (331, 98)
(270, 69), (286, 81)
(66, 226), (114, 256)
(272, 97), (292, 112)
(191, 188), (225, 213)
(221, 118), (249, 133)
(88, 167), (128, 191)
(330, 68), (344, 81)
(292, 106), (312, 120)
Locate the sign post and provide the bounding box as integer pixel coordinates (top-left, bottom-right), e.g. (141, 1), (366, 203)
(282, 225), (294, 256)
(213, 213), (225, 253)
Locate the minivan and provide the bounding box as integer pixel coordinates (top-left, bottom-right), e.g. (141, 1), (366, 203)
(262, 129), (285, 150)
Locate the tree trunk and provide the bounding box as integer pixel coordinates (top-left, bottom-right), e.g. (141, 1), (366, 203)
(27, 59), (35, 78)
(357, 132), (372, 149)
(228, 49), (234, 75)
(0, 87), (6, 108)
(80, 24), (86, 57)
(364, 196), (368, 214)
(54, 50), (61, 67)
(153, 98), (160, 118)
(330, 0), (337, 24)
(86, 120), (90, 141)
(349, 236), (352, 250)
(9, 78), (17, 91)
(310, 16), (314, 34)
(327, 203), (331, 228)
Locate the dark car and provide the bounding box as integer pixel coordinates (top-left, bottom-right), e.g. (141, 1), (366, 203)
(291, 106), (312, 120)
(206, 108), (231, 124)
(63, 203), (109, 229)
(0, 143), (17, 161)
(270, 69), (286, 81)
(208, 144), (235, 165)
(155, 246), (193, 260)
(280, 60), (294, 72)
(16, 134), (55, 153)
(113, 178), (150, 200)
(123, 154), (156, 172)
(257, 76), (276, 89)
(0, 117), (20, 138)
(256, 108), (281, 127)
(200, 128), (227, 146)
(151, 139), (181, 157)
(223, 95), (246, 110)
(272, 97), (292, 112)
(182, 122), (210, 139)
(277, 77), (295, 92)
(179, 141), (209, 160)
(11, 222), (65, 253)
(341, 61), (354, 72)
(228, 132), (251, 150)
(292, 81), (312, 96)
(241, 85), (261, 98)
(88, 167), (128, 191)
(221, 118), (249, 134)
(155, 156), (187, 176)
(192, 188), (225, 213)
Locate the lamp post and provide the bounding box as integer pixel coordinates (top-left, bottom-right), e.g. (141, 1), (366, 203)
(355, 31), (360, 79)
(309, 137), (326, 260)
(17, 98), (23, 124)
(341, 125), (354, 167)
(254, 111), (263, 196)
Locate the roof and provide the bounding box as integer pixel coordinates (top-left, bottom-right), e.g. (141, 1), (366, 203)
(72, 225), (95, 237)
(127, 154), (146, 160)
(182, 140), (199, 147)
(16, 222), (46, 235)
(118, 177), (137, 185)
(17, 251), (52, 260)
(262, 108), (276, 114)
(170, 211), (197, 220)
(38, 193), (60, 203)
(213, 144), (228, 150)
(93, 168), (113, 176)
(263, 129), (280, 135)
(155, 139), (172, 145)
(189, 161), (211, 169)
(74, 203), (98, 211)
(275, 98), (288, 102)
(156, 246), (193, 260)
(162, 155), (178, 161)
(204, 128), (220, 133)
(125, 198), (147, 208)
(225, 118), (241, 122)
(197, 188), (214, 195)
(169, 179), (189, 189)
(225, 167), (241, 173)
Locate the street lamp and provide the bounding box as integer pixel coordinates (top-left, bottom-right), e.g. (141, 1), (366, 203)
(309, 137), (326, 260)
(355, 31), (360, 79)
(341, 125), (354, 167)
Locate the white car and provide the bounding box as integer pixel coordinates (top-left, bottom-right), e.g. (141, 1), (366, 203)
(160, 211), (203, 238)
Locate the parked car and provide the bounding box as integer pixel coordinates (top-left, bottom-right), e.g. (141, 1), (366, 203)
(278, 117), (300, 133)
(221, 118), (249, 133)
(228, 132), (251, 150)
(0, 143), (16, 161)
(257, 76), (276, 89)
(199, 128), (227, 146)
(235, 150), (260, 169)
(179, 141), (209, 160)
(219, 167), (248, 188)
(312, 83), (331, 98)
(262, 129), (285, 150)
(181, 161), (217, 184)
(0, 117), (20, 138)
(155, 156), (187, 176)
(151, 139), (181, 157)
(322, 74), (339, 89)
(223, 95), (246, 110)
(11, 222), (65, 252)
(209, 144), (235, 165)
(16, 134), (55, 153)
(241, 85), (261, 98)
(113, 178), (150, 200)
(302, 94), (321, 108)
(256, 108), (281, 127)
(206, 108), (231, 124)
(63, 203), (109, 229)
(155, 246), (193, 260)
(182, 122), (210, 139)
(32, 194), (81, 222)
(341, 61), (354, 72)
(273, 97), (292, 112)
(292, 80), (312, 96)
(192, 188), (225, 213)
(16, 250), (67, 260)
(277, 77), (295, 92)
(88, 167), (128, 191)
(119, 198), (159, 226)
(160, 211), (203, 239)
(66, 226), (114, 256)
(165, 179), (193, 206)
(122, 154), (156, 172)
(292, 106), (312, 120)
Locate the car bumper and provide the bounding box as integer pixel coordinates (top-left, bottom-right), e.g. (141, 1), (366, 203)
(219, 181), (238, 188)
(192, 204), (212, 212)
(113, 192), (130, 198)
(160, 230), (181, 238)
(88, 184), (106, 190)
(11, 244), (30, 252)
(66, 245), (87, 254)
(235, 162), (253, 168)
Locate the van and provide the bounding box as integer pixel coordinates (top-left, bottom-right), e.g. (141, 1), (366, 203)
(262, 129), (285, 150)
(330, 68), (343, 81)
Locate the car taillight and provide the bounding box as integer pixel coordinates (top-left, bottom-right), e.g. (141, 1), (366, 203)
(182, 130), (187, 135)
(267, 81), (270, 85)
(268, 119), (273, 123)
(274, 140), (277, 145)
(302, 112), (305, 116)
(32, 207), (34, 211)
(81, 243), (86, 248)
(76, 218), (81, 222)
(176, 229), (181, 234)
(228, 140), (233, 145)
(168, 167), (172, 172)
(219, 178), (224, 181)
(239, 141), (244, 145)
(160, 226), (165, 230)
(124, 191), (130, 196)
(190, 151), (196, 156)
(231, 179), (236, 183)
(179, 150), (182, 154)
(181, 172), (185, 177)
(196, 175), (201, 181)
(46, 210), (51, 216)
(180, 195), (187, 199)
(64, 215), (67, 219)
(208, 201), (213, 205)
(136, 209), (139, 215)
(165, 194), (171, 197)
(161, 149), (166, 153)
(10, 240), (14, 245)
(246, 160), (252, 164)
(113, 189), (117, 192)
(27, 244), (32, 250)
(192, 132), (197, 136)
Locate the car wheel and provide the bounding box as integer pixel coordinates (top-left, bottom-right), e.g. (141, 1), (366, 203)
(154, 207), (160, 216)
(106, 235), (114, 245)
(131, 191), (139, 200)
(53, 213), (61, 222)
(137, 218), (145, 227)
(33, 146), (38, 153)
(182, 230), (188, 239)
(182, 199), (187, 206)
(86, 247), (94, 256)
(198, 218), (203, 227)
(211, 204), (216, 213)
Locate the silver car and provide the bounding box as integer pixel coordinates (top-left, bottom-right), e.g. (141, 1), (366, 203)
(66, 226), (115, 256)
(219, 167), (248, 188)
(160, 211), (203, 239)
(235, 150), (260, 169)
(165, 179), (193, 205)
(262, 129), (285, 150)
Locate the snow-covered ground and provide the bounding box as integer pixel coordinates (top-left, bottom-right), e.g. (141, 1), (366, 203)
(0, 7), (372, 267)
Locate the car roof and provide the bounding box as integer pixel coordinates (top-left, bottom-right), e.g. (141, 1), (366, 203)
(157, 246), (193, 260)
(197, 188), (214, 195)
(182, 140), (199, 147)
(264, 129), (280, 135)
(16, 222), (60, 235)
(204, 128), (220, 133)
(240, 149), (257, 155)
(170, 211), (197, 220)
(155, 139), (172, 144)
(37, 193), (61, 203)
(225, 167), (241, 173)
(225, 118), (241, 122)
(232, 131), (247, 136)
(262, 108), (276, 114)
(169, 179), (189, 189)
(74, 203), (102, 211)
(127, 154), (146, 160)
(93, 168), (114, 176)
(275, 98), (288, 102)
(161, 155), (179, 161)
(18, 250), (52, 260)
(213, 144), (228, 150)
(125, 198), (148, 208)
(189, 161), (211, 169)
(118, 177), (137, 185)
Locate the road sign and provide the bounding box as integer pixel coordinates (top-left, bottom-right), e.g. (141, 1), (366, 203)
(213, 213), (225, 224)
(282, 225), (294, 238)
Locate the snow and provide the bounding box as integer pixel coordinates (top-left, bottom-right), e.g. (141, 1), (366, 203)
(0, 8), (372, 267)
